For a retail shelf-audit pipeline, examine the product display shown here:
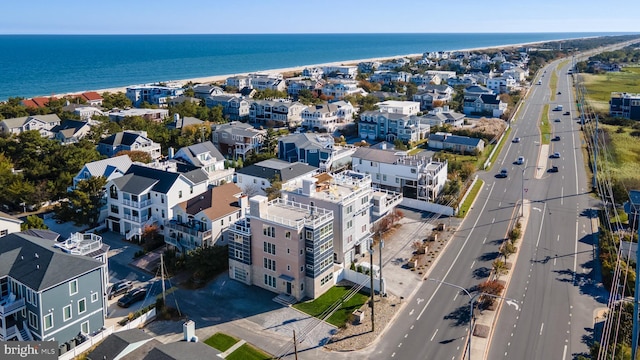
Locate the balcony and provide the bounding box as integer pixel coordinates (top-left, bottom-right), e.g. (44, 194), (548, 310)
(0, 296), (25, 318)
(55, 232), (103, 256)
(165, 220), (212, 239)
(123, 214), (141, 222)
(122, 198), (152, 208)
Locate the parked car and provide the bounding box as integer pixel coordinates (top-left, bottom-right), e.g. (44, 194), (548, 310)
(516, 156), (524, 165)
(554, 118), (561, 122)
(117, 288), (147, 308)
(548, 166), (559, 173)
(107, 280), (133, 300)
(512, 137), (521, 143)
(496, 168), (508, 178)
(563, 111), (570, 116)
(552, 135), (561, 141)
(550, 152), (561, 159)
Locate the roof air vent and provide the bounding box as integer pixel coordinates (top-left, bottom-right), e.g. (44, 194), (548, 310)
(35, 253), (39, 259)
(36, 265), (40, 270)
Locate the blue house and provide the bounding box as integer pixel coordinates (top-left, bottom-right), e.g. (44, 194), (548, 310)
(0, 232), (108, 347)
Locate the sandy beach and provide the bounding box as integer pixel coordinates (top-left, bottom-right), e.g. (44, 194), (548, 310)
(60, 37), (582, 97)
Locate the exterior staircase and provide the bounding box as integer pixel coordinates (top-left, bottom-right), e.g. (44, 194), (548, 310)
(19, 321), (33, 341)
(273, 294), (297, 307)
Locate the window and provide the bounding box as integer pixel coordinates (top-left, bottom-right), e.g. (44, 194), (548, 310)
(161, 210), (165, 218)
(234, 249), (244, 260)
(263, 226), (275, 238)
(346, 205), (353, 214)
(263, 242), (276, 255)
(220, 219), (224, 226)
(0, 229), (7, 237)
(383, 174), (387, 181)
(81, 321), (89, 335)
(264, 274), (276, 288)
(178, 190), (183, 199)
(63, 305), (72, 322)
(346, 220), (353, 229)
(91, 293), (99, 303)
(69, 280), (78, 295)
(287, 265), (290, 271)
(395, 178), (400, 183)
(362, 224), (367, 232)
(78, 298), (87, 314)
(285, 231), (291, 239)
(300, 266), (304, 272)
(110, 205), (119, 214)
(43, 313), (53, 331)
(306, 230), (313, 240)
(28, 311), (38, 330)
(361, 196), (368, 205)
(263, 258), (276, 271)
(109, 185), (118, 199)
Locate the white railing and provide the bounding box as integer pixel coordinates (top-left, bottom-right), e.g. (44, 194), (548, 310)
(0, 297), (25, 317)
(58, 308), (156, 360)
(122, 199), (152, 208)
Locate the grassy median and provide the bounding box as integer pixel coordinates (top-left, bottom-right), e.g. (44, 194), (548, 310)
(457, 179), (484, 218)
(540, 104), (551, 144)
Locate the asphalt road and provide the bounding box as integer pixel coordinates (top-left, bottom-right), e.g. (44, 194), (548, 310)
(486, 59), (605, 359)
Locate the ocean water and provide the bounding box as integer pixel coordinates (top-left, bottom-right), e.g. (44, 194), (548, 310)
(0, 32), (622, 100)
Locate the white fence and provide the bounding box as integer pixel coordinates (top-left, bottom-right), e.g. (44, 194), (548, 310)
(336, 267), (386, 294)
(58, 308), (156, 360)
(400, 198), (454, 216)
(456, 175), (479, 214)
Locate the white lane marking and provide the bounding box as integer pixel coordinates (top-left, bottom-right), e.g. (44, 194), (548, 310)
(573, 221), (579, 284)
(404, 334), (408, 338)
(417, 182), (497, 320)
(540, 323), (544, 336)
(557, 235), (560, 242)
(453, 293), (458, 301)
(410, 325), (414, 330)
(535, 203), (547, 248)
(483, 237), (487, 244)
(554, 258), (557, 266)
(391, 352), (395, 357)
(398, 343), (402, 348)
(561, 187), (564, 205)
(470, 261), (476, 269)
(562, 345), (568, 360)
(492, 218), (496, 223)
(430, 328), (439, 342)
(409, 309), (414, 316)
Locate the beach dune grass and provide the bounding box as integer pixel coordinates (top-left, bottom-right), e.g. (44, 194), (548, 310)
(598, 124), (640, 186)
(204, 332), (239, 352)
(293, 285), (369, 327)
(581, 67), (640, 112)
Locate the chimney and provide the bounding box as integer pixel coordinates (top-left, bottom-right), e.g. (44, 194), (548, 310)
(183, 320), (196, 342)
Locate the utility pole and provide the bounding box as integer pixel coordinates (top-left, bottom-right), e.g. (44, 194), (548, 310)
(293, 330), (299, 360)
(161, 254), (166, 304)
(379, 234), (384, 296)
(369, 241), (375, 332)
(632, 205), (640, 360)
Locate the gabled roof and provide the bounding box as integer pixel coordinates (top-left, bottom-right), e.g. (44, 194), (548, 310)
(20, 229), (60, 241)
(52, 119), (89, 134)
(124, 164), (183, 194)
(236, 159), (318, 182)
(213, 122), (264, 138)
(21, 97), (55, 108)
(82, 155), (133, 179)
(179, 183), (243, 220)
(112, 173), (158, 195)
(99, 131), (149, 147)
(479, 93), (501, 105)
(82, 91), (103, 101)
(278, 133), (334, 151)
(174, 141), (225, 168)
(0, 233), (103, 291)
(0, 211), (22, 224)
(86, 329), (154, 360)
(122, 341), (221, 360)
(352, 147), (401, 164)
(0, 114), (62, 130)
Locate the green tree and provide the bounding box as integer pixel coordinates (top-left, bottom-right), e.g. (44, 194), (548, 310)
(499, 241), (516, 261)
(492, 259), (508, 276)
(55, 176), (107, 227)
(21, 215), (48, 231)
(265, 175), (282, 201)
(262, 128), (278, 155)
(101, 92), (132, 109)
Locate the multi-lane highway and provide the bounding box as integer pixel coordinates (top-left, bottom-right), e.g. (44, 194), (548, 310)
(486, 58), (602, 360)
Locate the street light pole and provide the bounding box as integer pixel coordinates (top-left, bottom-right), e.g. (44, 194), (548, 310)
(369, 240), (375, 332)
(427, 278), (519, 360)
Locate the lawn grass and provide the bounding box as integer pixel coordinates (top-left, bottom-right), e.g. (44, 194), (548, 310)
(293, 285), (369, 327)
(486, 127), (511, 170)
(598, 124), (640, 185)
(204, 333), (239, 352)
(457, 179), (484, 218)
(540, 104), (551, 144)
(550, 70), (558, 102)
(581, 67), (640, 112)
(225, 344), (272, 360)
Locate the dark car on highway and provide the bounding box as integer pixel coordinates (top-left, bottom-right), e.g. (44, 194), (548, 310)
(548, 166), (559, 173)
(496, 168), (508, 178)
(107, 280), (133, 300)
(117, 288), (147, 308)
(563, 111), (570, 116)
(552, 135), (561, 141)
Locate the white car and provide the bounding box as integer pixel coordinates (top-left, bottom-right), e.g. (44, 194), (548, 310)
(516, 156), (524, 165)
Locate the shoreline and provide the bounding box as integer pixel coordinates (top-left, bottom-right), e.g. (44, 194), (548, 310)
(49, 36), (592, 98)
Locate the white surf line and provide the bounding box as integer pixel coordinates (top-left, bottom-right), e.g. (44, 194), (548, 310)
(417, 182), (497, 320)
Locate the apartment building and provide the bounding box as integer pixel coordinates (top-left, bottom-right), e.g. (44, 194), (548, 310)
(358, 111), (429, 143)
(211, 122), (265, 160)
(228, 196), (335, 301)
(352, 147), (448, 202)
(278, 133), (356, 171)
(282, 171), (401, 265)
(205, 94), (250, 121)
(249, 100), (305, 128)
(172, 141), (233, 186)
(235, 159), (318, 197)
(610, 92), (640, 120)
(125, 85), (184, 107)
